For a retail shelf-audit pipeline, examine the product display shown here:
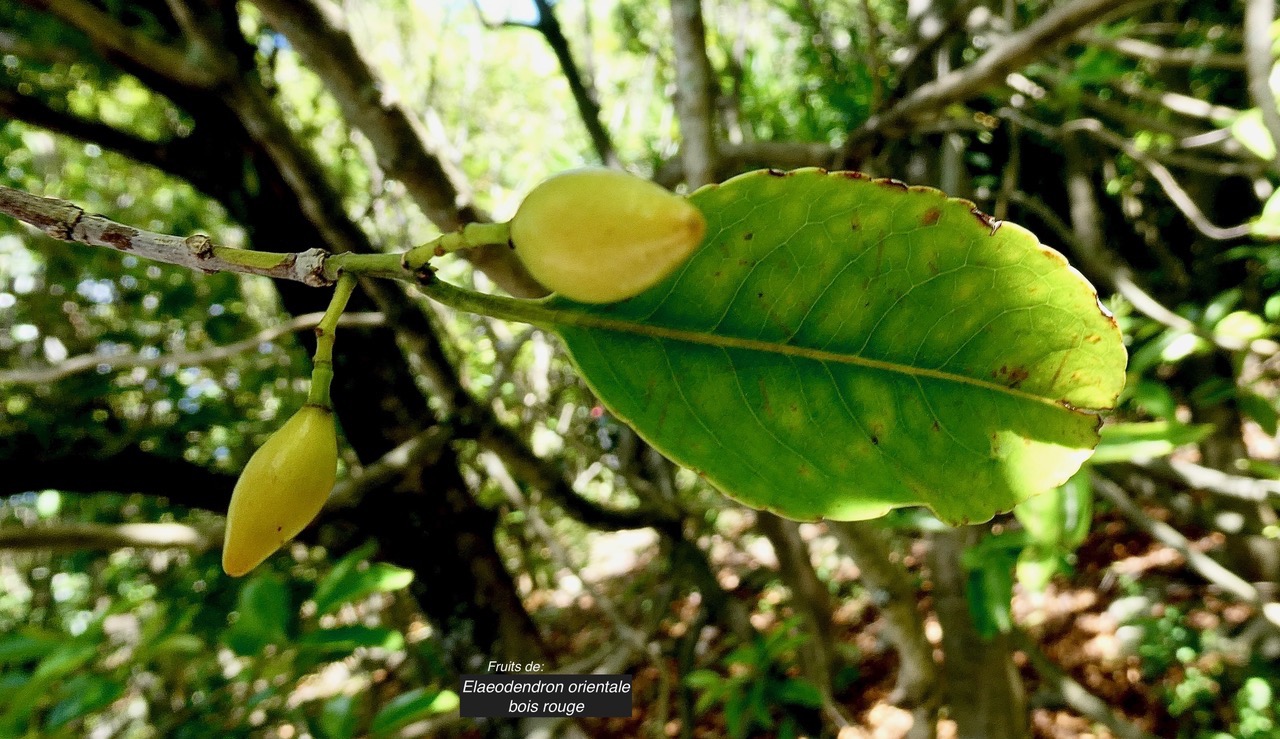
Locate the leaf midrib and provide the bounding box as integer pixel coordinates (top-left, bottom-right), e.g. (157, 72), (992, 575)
(554, 307), (1080, 412)
(421, 277), (1087, 413)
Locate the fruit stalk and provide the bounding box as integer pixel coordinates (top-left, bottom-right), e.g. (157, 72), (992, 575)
(307, 272), (358, 409)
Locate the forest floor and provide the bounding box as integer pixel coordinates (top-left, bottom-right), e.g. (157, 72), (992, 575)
(450, 505), (1260, 738)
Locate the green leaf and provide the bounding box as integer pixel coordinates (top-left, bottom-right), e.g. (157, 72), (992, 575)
(965, 544), (1018, 639)
(370, 689), (458, 736)
(298, 625), (405, 656)
(317, 694), (359, 739)
(313, 549), (414, 616)
(1232, 108), (1276, 161)
(1015, 470), (1092, 592)
(771, 678), (824, 709)
(725, 691), (750, 739)
(683, 669), (724, 691)
(1091, 421), (1214, 463)
(1015, 469), (1093, 550)
(1239, 391), (1280, 436)
(553, 169), (1125, 523)
(45, 675), (122, 731)
(0, 629), (63, 666)
(223, 574), (291, 657)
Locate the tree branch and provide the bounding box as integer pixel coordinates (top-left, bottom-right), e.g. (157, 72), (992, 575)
(0, 185), (332, 285)
(249, 0), (547, 298)
(829, 520), (938, 710)
(1013, 630), (1158, 739)
(27, 0), (224, 88)
(1093, 473), (1280, 630)
(1061, 118), (1253, 241)
(0, 447), (235, 512)
(0, 85), (178, 176)
(1244, 0), (1280, 174)
(528, 0), (619, 167)
(1125, 457), (1280, 503)
(669, 0), (718, 186)
(850, 0), (1138, 143)
(0, 522), (219, 552)
(1081, 33), (1246, 71)
(0, 311), (384, 385)
(475, 422), (678, 531)
(326, 424), (454, 509)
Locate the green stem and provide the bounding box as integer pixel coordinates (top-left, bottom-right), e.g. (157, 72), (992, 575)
(416, 276), (562, 328)
(307, 272), (358, 408)
(322, 222), (511, 280)
(402, 221), (512, 271)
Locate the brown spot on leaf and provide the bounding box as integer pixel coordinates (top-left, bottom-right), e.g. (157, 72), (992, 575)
(837, 170), (868, 179)
(932, 420), (941, 432)
(1085, 333), (1102, 344)
(876, 177), (908, 190)
(922, 208), (941, 226)
(1040, 246), (1068, 265)
(871, 435), (879, 445)
(994, 364), (1031, 388)
(766, 168), (787, 177)
(743, 232), (754, 241)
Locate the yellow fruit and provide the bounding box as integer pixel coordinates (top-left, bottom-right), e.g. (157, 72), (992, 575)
(222, 405), (337, 577)
(510, 169), (707, 303)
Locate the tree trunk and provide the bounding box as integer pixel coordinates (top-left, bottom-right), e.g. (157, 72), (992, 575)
(931, 526), (1028, 739)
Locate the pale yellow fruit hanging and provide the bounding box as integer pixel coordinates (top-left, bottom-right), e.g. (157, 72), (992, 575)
(222, 405), (337, 577)
(509, 169), (707, 303)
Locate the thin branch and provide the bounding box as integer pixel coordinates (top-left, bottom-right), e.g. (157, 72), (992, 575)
(0, 522), (219, 552)
(1062, 118), (1253, 241)
(0, 311), (385, 385)
(481, 451), (646, 649)
(30, 0), (224, 88)
(0, 447), (235, 512)
(757, 513), (854, 731)
(1114, 79), (1243, 123)
(653, 140), (840, 188)
(859, 0), (884, 111)
(669, 0), (718, 186)
(1125, 457), (1280, 503)
(1093, 473), (1280, 630)
(0, 86), (179, 177)
(0, 185), (332, 285)
(476, 422), (678, 531)
(327, 424), (454, 509)
(529, 0), (619, 167)
(851, 0), (1138, 141)
(1013, 631), (1158, 739)
(1080, 33), (1247, 71)
(1244, 0), (1280, 174)
(0, 29), (80, 64)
